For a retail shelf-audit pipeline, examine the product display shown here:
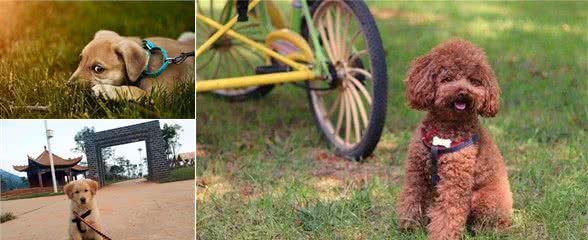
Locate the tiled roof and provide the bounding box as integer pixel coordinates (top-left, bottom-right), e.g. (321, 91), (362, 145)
(28, 150), (83, 167)
(177, 152), (195, 160)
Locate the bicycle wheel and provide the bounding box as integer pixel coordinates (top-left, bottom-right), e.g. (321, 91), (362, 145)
(196, 0), (274, 101)
(302, 0), (388, 160)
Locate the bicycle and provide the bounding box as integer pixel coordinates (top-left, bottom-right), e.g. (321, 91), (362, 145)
(196, 0), (388, 160)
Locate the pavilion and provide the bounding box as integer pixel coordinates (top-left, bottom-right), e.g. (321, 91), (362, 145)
(13, 147), (88, 188)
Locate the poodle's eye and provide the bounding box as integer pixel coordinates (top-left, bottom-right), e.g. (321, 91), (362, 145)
(441, 76), (453, 83)
(75, 191), (79, 194)
(92, 64), (105, 74)
(85, 189), (88, 192)
(470, 78), (482, 86)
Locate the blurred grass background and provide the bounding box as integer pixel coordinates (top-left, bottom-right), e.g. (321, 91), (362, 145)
(196, 1), (587, 239)
(0, 2), (195, 118)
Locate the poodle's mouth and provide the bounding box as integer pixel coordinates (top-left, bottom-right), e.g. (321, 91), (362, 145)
(454, 101), (467, 111)
(451, 95), (472, 111)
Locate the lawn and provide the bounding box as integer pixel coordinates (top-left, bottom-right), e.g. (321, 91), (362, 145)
(196, 1), (588, 239)
(164, 166), (196, 183)
(0, 2), (195, 118)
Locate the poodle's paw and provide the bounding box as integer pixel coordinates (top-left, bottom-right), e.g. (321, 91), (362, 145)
(398, 217), (422, 231)
(397, 204), (425, 230)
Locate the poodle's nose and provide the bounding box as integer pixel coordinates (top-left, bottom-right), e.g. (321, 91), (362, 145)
(80, 197), (86, 204)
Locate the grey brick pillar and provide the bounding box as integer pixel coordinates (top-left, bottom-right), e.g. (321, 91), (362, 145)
(83, 120), (170, 186)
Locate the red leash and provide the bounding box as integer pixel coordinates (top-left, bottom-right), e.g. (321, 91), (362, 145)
(72, 211), (113, 240)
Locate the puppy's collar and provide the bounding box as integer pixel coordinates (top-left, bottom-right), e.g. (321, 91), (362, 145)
(141, 39), (169, 78)
(140, 39), (196, 79)
(72, 209), (92, 233)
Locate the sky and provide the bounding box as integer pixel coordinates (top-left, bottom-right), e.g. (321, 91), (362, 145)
(0, 119), (195, 177)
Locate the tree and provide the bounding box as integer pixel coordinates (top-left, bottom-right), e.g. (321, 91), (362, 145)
(109, 165), (124, 180)
(162, 123), (183, 160)
(20, 177), (28, 188)
(72, 126), (114, 161)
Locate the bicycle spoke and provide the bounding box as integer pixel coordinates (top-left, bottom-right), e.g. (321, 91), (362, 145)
(232, 47), (257, 73)
(197, 0), (204, 15)
(335, 88), (346, 138)
(347, 67), (372, 79)
(235, 23), (259, 30)
(235, 44), (265, 62)
(197, 51), (217, 71)
(325, 93), (341, 119)
(347, 74), (372, 105)
(348, 49), (368, 65)
(346, 89), (361, 144)
(343, 83), (352, 144)
(210, 0), (214, 20)
(226, 49), (246, 76)
(212, 51), (224, 77)
(335, 4), (341, 62)
(348, 80), (369, 129)
(325, 9), (339, 61)
(317, 21), (336, 62)
(341, 10), (352, 61)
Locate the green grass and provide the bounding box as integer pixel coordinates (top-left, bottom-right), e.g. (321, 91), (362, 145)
(0, 2), (194, 118)
(163, 166), (196, 183)
(196, 1), (588, 239)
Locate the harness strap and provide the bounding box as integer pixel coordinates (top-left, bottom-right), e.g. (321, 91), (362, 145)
(429, 134), (480, 187)
(71, 209), (92, 233)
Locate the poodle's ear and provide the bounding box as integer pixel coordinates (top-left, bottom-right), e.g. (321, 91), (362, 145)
(63, 182), (74, 199)
(85, 179), (99, 195)
(479, 68), (500, 117)
(405, 54), (437, 110)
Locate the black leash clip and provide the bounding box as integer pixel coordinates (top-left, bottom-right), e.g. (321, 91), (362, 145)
(168, 51), (195, 65)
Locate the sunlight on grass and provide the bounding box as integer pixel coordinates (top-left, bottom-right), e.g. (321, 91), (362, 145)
(0, 2), (195, 118)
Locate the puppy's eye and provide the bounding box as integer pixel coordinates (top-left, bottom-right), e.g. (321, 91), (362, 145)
(470, 78), (482, 86)
(75, 191), (79, 194)
(441, 77), (453, 83)
(92, 64), (105, 74)
(85, 189), (88, 192)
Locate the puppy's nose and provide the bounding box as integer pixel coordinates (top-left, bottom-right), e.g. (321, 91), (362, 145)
(80, 197), (86, 204)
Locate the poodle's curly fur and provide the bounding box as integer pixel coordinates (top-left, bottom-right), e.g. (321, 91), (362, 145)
(397, 39), (513, 240)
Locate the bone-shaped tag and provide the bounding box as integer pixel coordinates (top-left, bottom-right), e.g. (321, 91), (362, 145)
(432, 136), (452, 148)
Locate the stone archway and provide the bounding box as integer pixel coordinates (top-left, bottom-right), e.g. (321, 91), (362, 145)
(84, 120), (169, 186)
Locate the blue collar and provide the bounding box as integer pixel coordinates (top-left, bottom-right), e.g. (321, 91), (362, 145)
(141, 39), (169, 78)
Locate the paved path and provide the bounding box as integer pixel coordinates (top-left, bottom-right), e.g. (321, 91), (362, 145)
(0, 179), (194, 240)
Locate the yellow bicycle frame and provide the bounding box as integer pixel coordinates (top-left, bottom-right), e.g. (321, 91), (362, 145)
(195, 0), (318, 92)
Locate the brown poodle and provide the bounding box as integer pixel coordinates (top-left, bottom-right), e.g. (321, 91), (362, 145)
(396, 39), (512, 240)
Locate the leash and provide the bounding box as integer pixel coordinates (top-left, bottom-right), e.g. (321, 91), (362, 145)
(141, 39), (195, 78)
(72, 210), (113, 240)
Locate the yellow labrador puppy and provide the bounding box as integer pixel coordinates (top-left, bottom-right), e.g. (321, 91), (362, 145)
(68, 30), (195, 101)
(64, 179), (102, 240)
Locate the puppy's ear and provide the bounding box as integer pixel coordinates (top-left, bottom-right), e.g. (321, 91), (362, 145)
(94, 30), (120, 39)
(479, 67), (500, 117)
(115, 39), (148, 82)
(63, 182), (74, 199)
(405, 54), (437, 110)
(85, 179), (99, 195)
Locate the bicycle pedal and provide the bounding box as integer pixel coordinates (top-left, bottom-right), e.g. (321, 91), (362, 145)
(255, 65), (289, 75)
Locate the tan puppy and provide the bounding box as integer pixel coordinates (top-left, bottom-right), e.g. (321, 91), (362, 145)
(68, 30), (195, 101)
(64, 179), (102, 240)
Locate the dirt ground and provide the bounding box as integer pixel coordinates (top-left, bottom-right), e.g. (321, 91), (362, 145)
(0, 179), (194, 240)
